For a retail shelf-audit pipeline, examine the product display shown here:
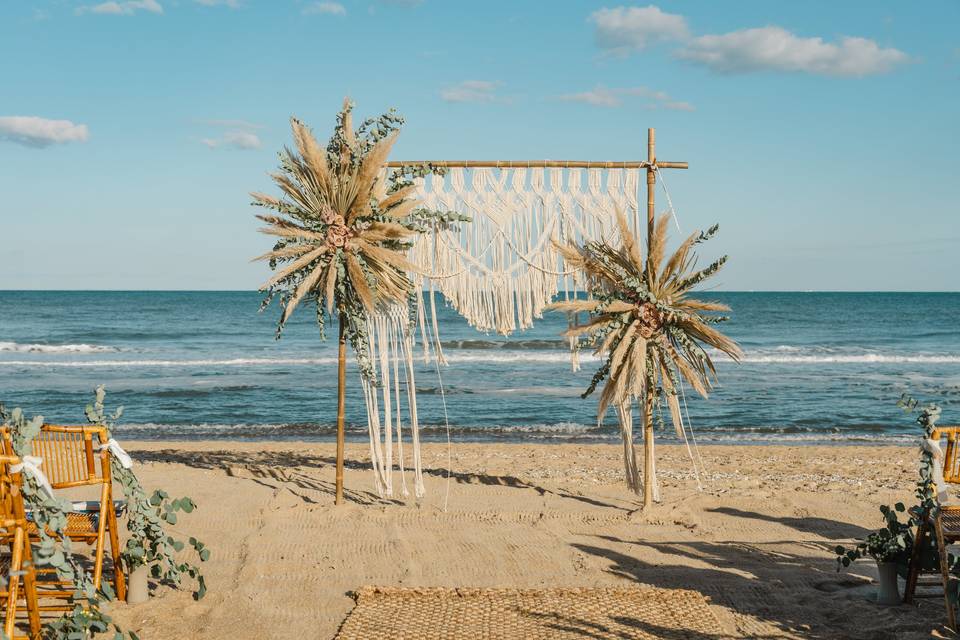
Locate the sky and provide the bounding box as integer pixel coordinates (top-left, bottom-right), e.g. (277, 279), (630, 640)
(1, 0), (957, 291)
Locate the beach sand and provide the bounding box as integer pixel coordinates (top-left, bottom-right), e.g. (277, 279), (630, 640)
(104, 441), (947, 639)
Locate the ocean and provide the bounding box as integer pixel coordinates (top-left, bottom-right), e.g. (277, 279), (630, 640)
(1, 291), (957, 445)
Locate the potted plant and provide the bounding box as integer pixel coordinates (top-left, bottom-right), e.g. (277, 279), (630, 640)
(835, 503), (914, 605)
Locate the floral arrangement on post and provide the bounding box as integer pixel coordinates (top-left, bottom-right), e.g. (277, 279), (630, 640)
(1, 406), (136, 639)
(252, 99), (464, 505)
(549, 209), (741, 508)
(84, 386), (208, 601)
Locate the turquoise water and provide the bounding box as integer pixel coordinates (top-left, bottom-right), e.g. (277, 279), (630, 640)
(1, 291), (957, 444)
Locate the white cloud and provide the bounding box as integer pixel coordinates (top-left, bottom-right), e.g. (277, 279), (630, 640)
(201, 130), (261, 150)
(201, 119), (263, 130)
(662, 100), (695, 112)
(677, 26), (909, 76)
(589, 5), (688, 54)
(195, 0), (240, 7)
(557, 86), (694, 111)
(440, 80), (503, 103)
(303, 2), (346, 15)
(0, 116), (90, 148)
(558, 87), (621, 108)
(76, 0), (163, 15)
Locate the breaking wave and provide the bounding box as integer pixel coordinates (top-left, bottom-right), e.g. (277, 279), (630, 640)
(0, 342), (120, 354)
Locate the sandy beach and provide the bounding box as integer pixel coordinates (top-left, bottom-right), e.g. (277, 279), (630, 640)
(98, 440), (948, 639)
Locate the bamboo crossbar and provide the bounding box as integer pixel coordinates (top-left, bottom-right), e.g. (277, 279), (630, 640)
(385, 160), (688, 169)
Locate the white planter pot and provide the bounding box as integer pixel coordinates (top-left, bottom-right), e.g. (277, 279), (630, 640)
(876, 561), (901, 605)
(126, 565), (150, 604)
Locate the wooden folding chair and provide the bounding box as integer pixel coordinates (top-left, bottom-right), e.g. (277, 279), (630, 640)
(904, 425), (960, 629)
(0, 453), (42, 639)
(18, 425), (127, 604)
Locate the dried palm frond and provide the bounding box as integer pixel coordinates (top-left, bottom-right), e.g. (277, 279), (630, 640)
(549, 206), (741, 431)
(252, 99), (426, 381)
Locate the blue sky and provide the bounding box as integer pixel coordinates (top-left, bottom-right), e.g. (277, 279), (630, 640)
(1, 0), (957, 290)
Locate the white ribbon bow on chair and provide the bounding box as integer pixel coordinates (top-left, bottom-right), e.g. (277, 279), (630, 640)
(11, 456), (56, 499)
(99, 438), (133, 469)
(922, 438), (949, 503)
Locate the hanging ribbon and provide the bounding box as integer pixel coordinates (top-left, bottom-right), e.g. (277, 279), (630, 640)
(11, 456), (56, 500)
(922, 438), (949, 503)
(100, 438), (134, 469)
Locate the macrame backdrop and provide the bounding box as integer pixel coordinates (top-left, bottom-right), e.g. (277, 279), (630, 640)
(409, 167), (641, 336)
(363, 165), (678, 500)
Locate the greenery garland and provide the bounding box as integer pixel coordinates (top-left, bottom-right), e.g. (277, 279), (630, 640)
(84, 386), (208, 600)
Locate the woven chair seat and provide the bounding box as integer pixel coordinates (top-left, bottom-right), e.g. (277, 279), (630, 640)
(26, 512), (97, 539)
(941, 507), (960, 537)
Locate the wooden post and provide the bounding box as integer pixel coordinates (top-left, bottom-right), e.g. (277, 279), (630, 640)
(335, 314), (347, 505)
(643, 127), (656, 510)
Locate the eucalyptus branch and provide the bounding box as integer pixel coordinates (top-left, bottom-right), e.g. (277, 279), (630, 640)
(85, 386), (209, 600)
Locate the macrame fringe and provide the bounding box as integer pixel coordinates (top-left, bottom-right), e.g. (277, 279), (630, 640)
(361, 306), (425, 499)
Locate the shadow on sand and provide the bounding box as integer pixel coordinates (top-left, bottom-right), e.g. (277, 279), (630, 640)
(707, 506), (873, 540)
(572, 534), (941, 639)
(130, 447), (631, 510)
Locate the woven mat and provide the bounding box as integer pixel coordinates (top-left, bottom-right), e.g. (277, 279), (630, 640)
(335, 586), (728, 639)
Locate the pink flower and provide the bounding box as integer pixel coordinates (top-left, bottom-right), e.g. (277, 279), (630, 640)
(321, 206), (340, 225)
(327, 223), (350, 248)
(636, 302), (663, 338)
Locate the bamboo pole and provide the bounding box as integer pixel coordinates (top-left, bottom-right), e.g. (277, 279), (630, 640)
(385, 160), (688, 169)
(335, 314), (347, 505)
(643, 127), (656, 511)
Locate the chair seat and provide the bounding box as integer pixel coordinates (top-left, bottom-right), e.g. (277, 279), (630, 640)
(941, 507), (960, 538)
(26, 512), (97, 539)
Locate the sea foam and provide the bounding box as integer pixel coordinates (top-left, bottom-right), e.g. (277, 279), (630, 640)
(0, 341), (119, 354)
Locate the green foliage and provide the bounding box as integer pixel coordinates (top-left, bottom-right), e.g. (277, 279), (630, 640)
(834, 502), (913, 567)
(403, 208), (472, 234)
(86, 386), (209, 600)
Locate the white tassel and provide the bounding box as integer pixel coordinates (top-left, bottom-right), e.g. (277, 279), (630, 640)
(362, 307), (427, 499)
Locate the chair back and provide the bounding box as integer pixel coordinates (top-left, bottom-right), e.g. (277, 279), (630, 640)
(932, 426), (960, 484)
(32, 425), (110, 489)
(0, 453), (26, 528)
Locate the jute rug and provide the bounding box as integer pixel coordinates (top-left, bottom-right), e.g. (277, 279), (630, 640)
(335, 586), (728, 639)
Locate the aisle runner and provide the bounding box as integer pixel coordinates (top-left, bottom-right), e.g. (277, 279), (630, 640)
(335, 586), (728, 639)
